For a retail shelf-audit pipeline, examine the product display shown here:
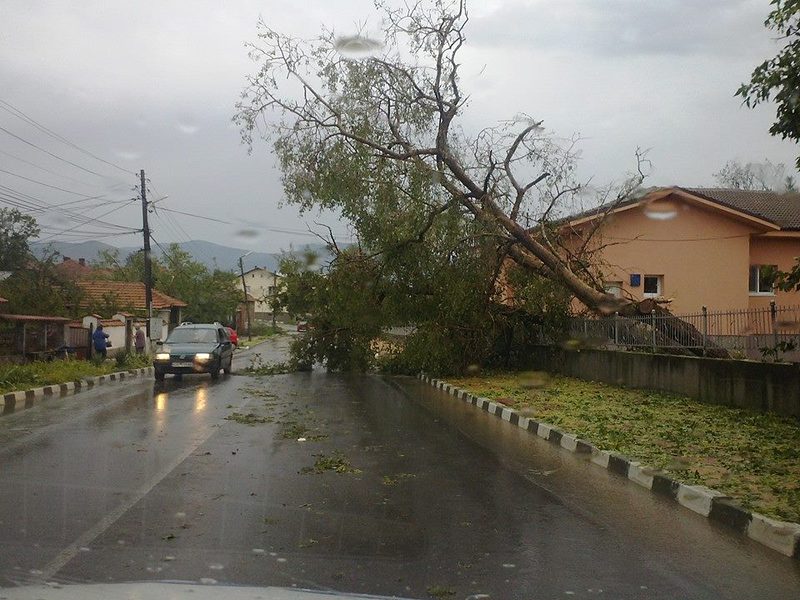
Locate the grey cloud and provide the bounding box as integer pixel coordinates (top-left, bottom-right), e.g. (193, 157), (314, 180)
(470, 0), (769, 58)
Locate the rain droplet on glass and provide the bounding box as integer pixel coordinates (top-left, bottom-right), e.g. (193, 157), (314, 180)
(333, 35), (384, 60)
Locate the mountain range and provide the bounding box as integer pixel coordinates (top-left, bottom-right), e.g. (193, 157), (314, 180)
(30, 240), (334, 273)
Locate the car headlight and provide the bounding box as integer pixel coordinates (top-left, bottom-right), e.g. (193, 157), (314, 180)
(155, 353), (170, 361)
(194, 353), (211, 361)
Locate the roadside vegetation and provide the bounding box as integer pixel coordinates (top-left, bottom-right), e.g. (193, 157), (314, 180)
(0, 353), (151, 395)
(449, 372), (800, 523)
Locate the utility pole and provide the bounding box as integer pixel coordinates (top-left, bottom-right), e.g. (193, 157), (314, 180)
(140, 169), (153, 341)
(238, 254), (252, 341)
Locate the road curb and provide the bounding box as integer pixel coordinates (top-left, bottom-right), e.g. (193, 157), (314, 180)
(1, 367), (155, 410)
(419, 373), (800, 560)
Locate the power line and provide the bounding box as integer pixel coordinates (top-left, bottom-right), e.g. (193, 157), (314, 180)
(0, 184), (136, 230)
(0, 148), (97, 187)
(0, 125), (115, 178)
(0, 98), (133, 175)
(36, 198), (140, 242)
(0, 167), (115, 198)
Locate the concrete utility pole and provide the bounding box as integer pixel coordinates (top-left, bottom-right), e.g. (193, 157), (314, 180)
(238, 252), (253, 341)
(140, 169), (153, 340)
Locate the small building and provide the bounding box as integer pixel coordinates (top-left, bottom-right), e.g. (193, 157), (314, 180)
(241, 267), (285, 319)
(75, 281), (187, 341)
(0, 313), (69, 363)
(560, 187), (800, 313)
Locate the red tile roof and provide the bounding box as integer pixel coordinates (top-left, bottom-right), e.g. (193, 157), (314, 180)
(77, 281), (187, 309)
(99, 319), (125, 327)
(54, 258), (110, 279)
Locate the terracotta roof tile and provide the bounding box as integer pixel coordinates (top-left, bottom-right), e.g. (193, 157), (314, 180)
(0, 314), (69, 322)
(565, 186), (800, 230)
(99, 319), (125, 327)
(679, 187), (800, 230)
(77, 281), (187, 309)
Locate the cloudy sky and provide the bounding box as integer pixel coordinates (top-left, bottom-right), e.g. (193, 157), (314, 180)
(1, 0), (797, 254)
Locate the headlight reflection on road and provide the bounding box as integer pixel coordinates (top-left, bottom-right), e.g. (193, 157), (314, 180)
(194, 385), (208, 412)
(155, 392), (168, 412)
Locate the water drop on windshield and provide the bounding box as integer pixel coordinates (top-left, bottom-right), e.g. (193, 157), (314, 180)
(334, 35), (384, 60)
(114, 150), (141, 161)
(235, 228), (260, 239)
(642, 198), (678, 221)
(177, 122), (199, 135)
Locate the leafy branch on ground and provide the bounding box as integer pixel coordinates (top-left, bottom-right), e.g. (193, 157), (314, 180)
(451, 372), (800, 522)
(300, 452), (361, 475)
(224, 412), (275, 425)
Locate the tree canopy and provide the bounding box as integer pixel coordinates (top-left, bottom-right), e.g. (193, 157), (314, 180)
(0, 207), (39, 271)
(234, 0), (645, 320)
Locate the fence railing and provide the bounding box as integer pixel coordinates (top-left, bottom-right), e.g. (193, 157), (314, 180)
(567, 302), (800, 361)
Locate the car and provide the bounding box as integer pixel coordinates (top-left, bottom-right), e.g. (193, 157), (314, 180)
(153, 323), (234, 381)
(225, 326), (239, 347)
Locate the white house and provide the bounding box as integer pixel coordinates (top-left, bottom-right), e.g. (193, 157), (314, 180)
(242, 267), (285, 318)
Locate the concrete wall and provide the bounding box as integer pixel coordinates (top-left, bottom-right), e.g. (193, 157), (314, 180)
(529, 346), (800, 417)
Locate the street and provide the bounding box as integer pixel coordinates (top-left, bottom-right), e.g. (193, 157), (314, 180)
(0, 335), (798, 600)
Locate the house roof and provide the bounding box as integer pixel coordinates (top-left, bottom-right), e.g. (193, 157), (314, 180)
(55, 257), (96, 278)
(0, 296), (7, 303)
(564, 186), (800, 231)
(77, 281), (187, 309)
(678, 187), (800, 230)
(99, 319), (125, 327)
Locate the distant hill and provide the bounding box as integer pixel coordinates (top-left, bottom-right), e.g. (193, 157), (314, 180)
(30, 240), (335, 273)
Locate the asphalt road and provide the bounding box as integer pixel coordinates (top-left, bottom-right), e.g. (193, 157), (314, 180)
(0, 334), (798, 599)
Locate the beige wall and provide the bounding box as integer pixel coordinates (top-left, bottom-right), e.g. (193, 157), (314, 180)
(749, 236), (800, 308)
(244, 269), (285, 313)
(575, 193), (794, 313)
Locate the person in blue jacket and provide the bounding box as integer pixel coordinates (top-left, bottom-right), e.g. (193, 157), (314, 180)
(92, 324), (110, 359)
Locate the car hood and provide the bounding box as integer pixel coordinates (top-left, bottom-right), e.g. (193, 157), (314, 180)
(0, 583), (415, 600)
(160, 342), (218, 355)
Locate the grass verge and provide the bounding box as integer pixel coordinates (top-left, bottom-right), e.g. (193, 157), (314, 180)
(0, 354), (151, 395)
(448, 372), (800, 523)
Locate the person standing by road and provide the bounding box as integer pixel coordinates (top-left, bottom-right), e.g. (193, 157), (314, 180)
(93, 324), (110, 359)
(134, 326), (146, 354)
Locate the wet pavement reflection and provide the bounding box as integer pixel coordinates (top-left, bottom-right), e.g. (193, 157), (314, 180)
(0, 336), (798, 599)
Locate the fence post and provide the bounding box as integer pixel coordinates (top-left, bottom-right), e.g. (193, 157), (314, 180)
(614, 312), (619, 345)
(701, 305), (708, 357)
(770, 300), (778, 349)
(651, 309), (657, 353)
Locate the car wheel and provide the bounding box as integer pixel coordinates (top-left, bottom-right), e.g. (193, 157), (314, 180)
(154, 369), (165, 382)
(223, 356), (233, 375)
(210, 361), (221, 380)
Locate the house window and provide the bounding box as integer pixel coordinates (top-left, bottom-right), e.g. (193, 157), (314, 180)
(603, 281), (623, 298)
(749, 265), (776, 295)
(643, 275), (662, 297)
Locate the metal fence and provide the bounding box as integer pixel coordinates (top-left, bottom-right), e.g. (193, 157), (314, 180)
(567, 302), (800, 361)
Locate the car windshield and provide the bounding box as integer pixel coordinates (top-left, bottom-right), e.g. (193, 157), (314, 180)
(4, 2), (800, 600)
(166, 328), (217, 344)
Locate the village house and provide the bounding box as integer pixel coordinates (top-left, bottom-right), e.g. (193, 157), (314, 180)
(241, 266), (285, 320)
(561, 187), (800, 314)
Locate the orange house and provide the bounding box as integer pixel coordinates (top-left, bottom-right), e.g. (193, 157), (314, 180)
(562, 187), (800, 314)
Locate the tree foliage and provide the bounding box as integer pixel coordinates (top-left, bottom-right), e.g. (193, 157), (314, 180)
(234, 0), (646, 319)
(0, 208), (39, 270)
(737, 0), (800, 169)
(0, 250), (83, 317)
(713, 159), (796, 191)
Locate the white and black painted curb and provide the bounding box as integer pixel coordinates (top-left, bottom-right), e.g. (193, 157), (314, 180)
(419, 373), (800, 560)
(1, 367), (155, 410)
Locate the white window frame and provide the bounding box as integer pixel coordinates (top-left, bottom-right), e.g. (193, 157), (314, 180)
(749, 264), (776, 296)
(642, 275), (663, 298)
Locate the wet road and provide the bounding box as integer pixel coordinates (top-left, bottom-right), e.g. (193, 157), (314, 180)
(0, 335), (799, 599)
